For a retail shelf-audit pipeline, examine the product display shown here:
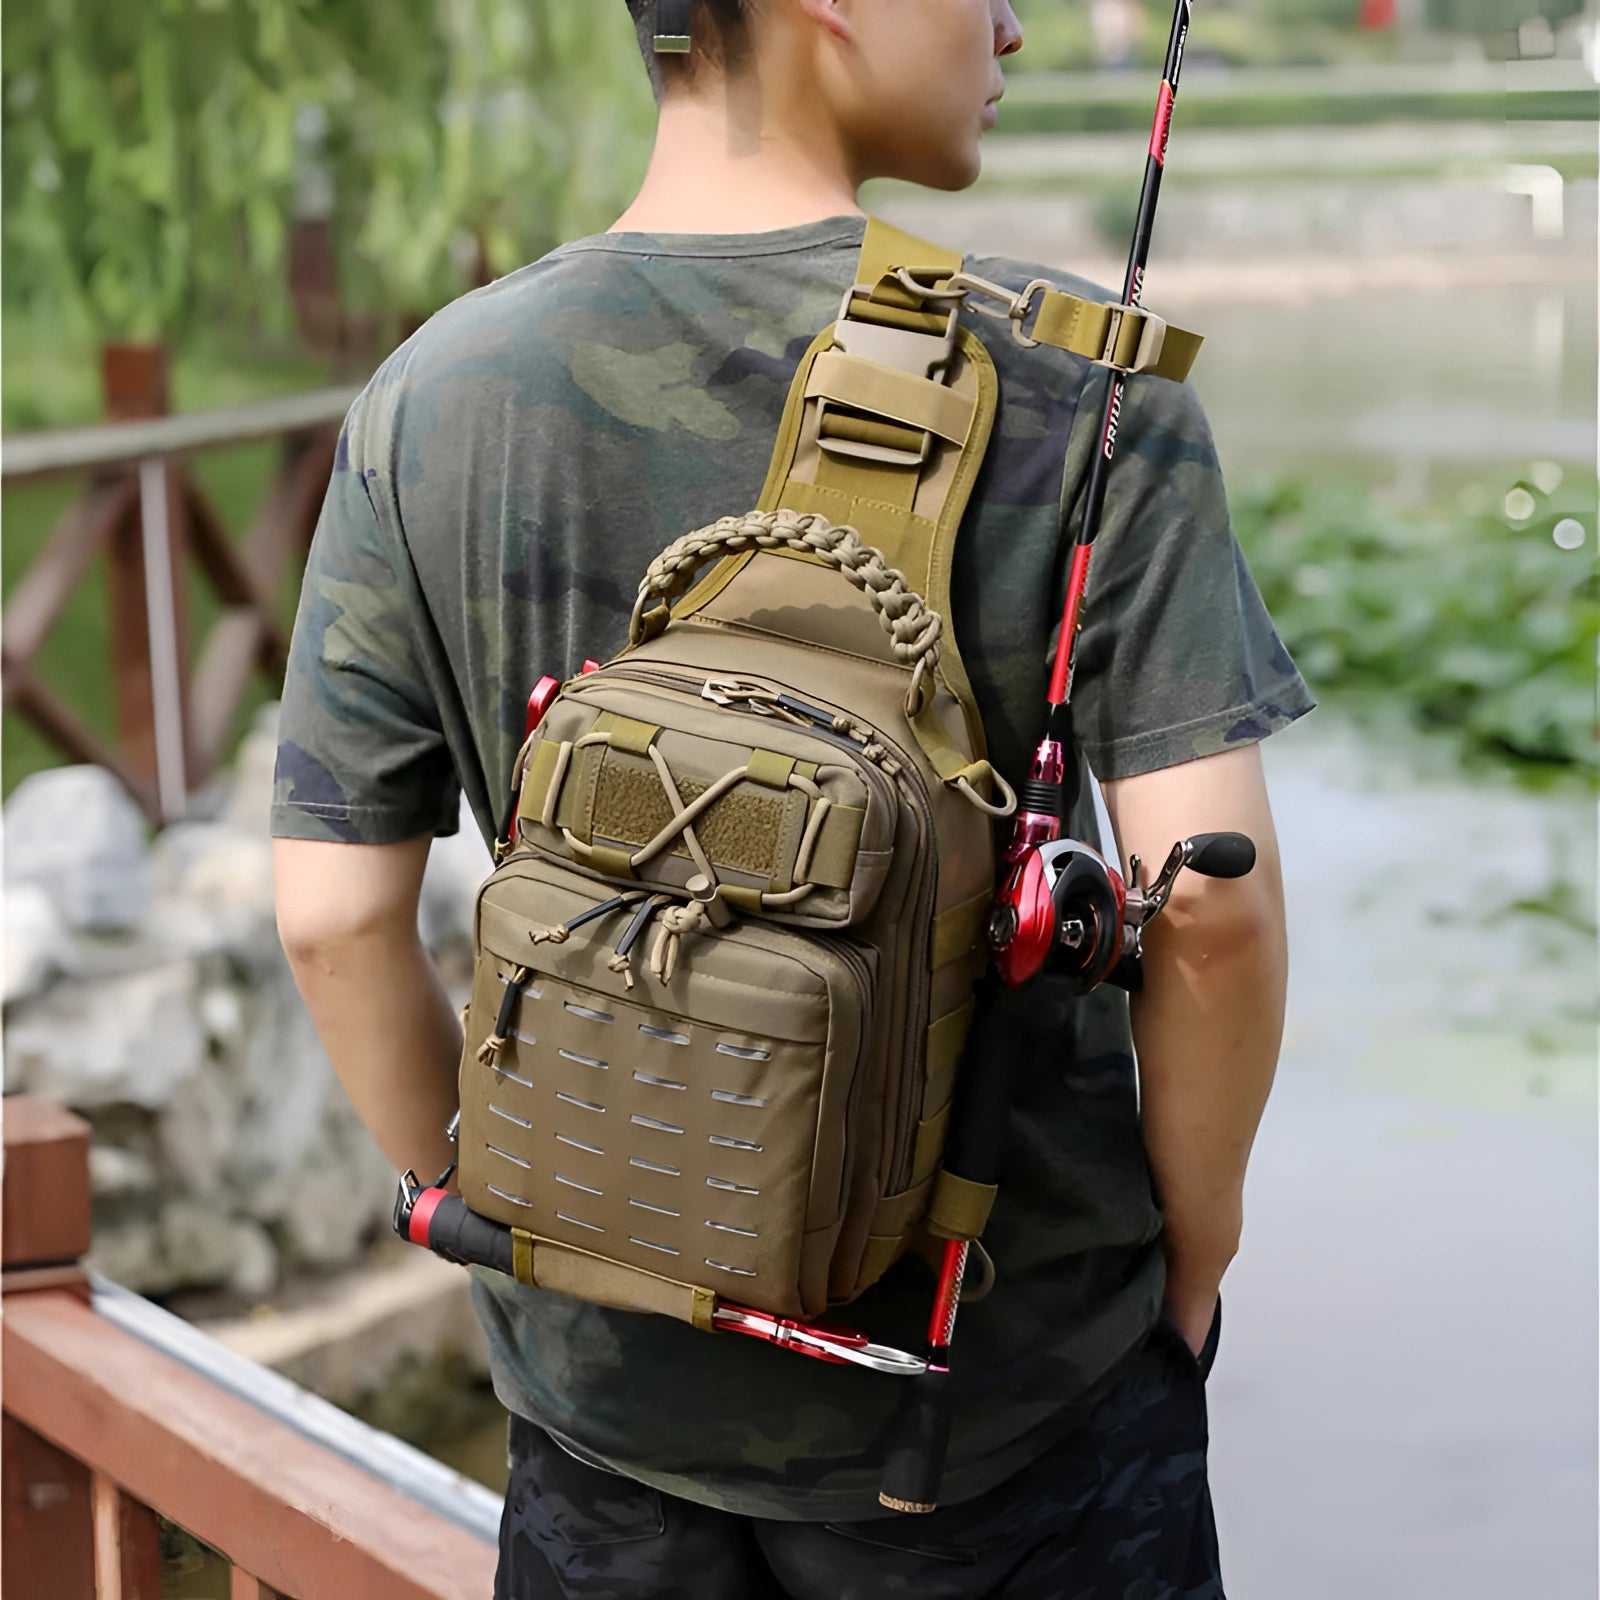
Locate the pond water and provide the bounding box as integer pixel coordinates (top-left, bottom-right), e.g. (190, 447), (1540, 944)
(1216, 720), (1595, 1599)
(876, 174), (1597, 497)
(1189, 275), (1595, 499)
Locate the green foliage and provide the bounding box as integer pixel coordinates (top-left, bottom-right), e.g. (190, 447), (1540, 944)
(2, 0), (323, 342)
(1233, 475), (1598, 782)
(2, 1), (654, 348)
(310, 1), (653, 319)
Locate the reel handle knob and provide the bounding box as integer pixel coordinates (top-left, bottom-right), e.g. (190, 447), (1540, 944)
(1184, 832), (1256, 880)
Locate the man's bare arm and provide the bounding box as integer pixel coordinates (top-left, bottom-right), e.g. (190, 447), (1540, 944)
(1101, 745), (1288, 1356)
(274, 837), (462, 1180)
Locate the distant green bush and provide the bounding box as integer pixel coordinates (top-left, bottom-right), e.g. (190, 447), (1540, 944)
(1234, 475), (1598, 781)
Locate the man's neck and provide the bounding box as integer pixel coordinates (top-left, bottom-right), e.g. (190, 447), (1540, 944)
(610, 90), (863, 237)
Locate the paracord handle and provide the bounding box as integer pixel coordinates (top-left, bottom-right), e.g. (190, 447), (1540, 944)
(629, 509), (943, 679)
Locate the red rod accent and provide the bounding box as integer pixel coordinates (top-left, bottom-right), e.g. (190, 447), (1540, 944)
(1048, 544), (1095, 706)
(1150, 82), (1176, 166)
(407, 1185), (447, 1249)
(927, 1239), (967, 1349)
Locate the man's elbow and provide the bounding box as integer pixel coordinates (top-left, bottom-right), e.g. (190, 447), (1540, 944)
(1155, 867), (1284, 966)
(277, 894), (355, 971)
(272, 838), (426, 966)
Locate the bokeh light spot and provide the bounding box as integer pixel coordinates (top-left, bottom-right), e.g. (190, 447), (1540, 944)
(1552, 518), (1586, 551)
(1530, 460), (1564, 495)
(1504, 487), (1536, 522)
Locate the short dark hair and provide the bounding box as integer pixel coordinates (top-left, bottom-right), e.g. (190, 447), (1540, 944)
(625, 1), (751, 99)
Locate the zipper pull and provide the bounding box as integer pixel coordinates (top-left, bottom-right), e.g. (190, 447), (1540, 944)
(478, 963), (532, 1067)
(776, 693), (868, 744)
(568, 892), (643, 931)
(529, 892), (644, 956)
(609, 896), (665, 989)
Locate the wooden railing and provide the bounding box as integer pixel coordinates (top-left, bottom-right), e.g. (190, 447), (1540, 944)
(1, 382), (358, 824)
(1, 1096), (499, 1599)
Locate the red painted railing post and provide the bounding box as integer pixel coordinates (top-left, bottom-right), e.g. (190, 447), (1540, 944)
(4, 1096), (96, 1597)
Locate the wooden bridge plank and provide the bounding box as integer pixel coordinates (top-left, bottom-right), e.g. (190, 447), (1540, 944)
(0, 667), (160, 821)
(5, 1290), (497, 1600)
(185, 477), (292, 642)
(232, 1566), (289, 1600)
(188, 611), (277, 789)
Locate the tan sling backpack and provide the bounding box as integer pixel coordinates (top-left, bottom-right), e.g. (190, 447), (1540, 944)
(447, 220), (1201, 1331)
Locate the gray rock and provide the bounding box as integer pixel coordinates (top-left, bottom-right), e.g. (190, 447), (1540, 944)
(88, 1197), (243, 1295)
(3, 881), (75, 1004)
(263, 1089), (396, 1269)
(89, 1143), (158, 1197)
(156, 1058), (239, 1200)
(235, 962), (338, 1187)
(146, 821), (277, 964)
(4, 765), (151, 932)
(226, 1218), (281, 1299)
(219, 702), (281, 838)
(4, 957), (206, 1110)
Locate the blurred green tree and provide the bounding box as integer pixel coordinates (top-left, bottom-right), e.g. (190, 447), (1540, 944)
(1, 0), (653, 359)
(313, 0), (654, 323)
(2, 0), (323, 344)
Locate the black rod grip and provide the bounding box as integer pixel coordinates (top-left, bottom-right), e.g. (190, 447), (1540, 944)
(878, 1368), (953, 1513)
(937, 1015), (1011, 1189)
(427, 1193), (517, 1278)
(1186, 832), (1256, 880)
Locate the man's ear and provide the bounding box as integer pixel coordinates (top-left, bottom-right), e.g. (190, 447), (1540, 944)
(794, 0), (854, 44)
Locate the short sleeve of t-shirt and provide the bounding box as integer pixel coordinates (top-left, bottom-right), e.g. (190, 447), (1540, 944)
(271, 389), (460, 844)
(1061, 368), (1313, 779)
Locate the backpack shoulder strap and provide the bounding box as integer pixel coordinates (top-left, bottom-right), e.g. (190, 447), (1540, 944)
(666, 218), (1203, 780)
(669, 220), (999, 769)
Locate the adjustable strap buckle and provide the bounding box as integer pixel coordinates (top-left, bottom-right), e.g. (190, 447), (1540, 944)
(891, 265), (1170, 374)
(816, 285), (960, 469)
(1094, 304), (1168, 374)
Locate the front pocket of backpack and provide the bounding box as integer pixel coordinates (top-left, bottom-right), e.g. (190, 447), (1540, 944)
(513, 669), (896, 930)
(458, 858), (875, 1320)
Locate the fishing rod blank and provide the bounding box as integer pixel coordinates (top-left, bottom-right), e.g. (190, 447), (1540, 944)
(878, 0), (1203, 1516)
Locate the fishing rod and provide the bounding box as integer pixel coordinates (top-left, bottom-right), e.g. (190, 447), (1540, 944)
(877, 0), (1259, 1516)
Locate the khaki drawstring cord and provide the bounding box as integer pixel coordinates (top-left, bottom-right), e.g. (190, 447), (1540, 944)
(477, 964), (532, 1067)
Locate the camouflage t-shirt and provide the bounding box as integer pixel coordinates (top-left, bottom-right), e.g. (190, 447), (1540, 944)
(272, 214), (1312, 1521)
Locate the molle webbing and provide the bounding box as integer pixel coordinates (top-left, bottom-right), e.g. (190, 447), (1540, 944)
(510, 1226), (718, 1330)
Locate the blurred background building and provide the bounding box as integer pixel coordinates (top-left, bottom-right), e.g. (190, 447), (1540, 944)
(2, 2), (1594, 1596)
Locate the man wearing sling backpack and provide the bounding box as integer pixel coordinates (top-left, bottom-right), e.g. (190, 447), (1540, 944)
(273, 2), (1312, 1595)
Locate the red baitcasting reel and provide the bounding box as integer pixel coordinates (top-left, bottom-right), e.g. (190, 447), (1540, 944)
(987, 734), (1257, 993)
